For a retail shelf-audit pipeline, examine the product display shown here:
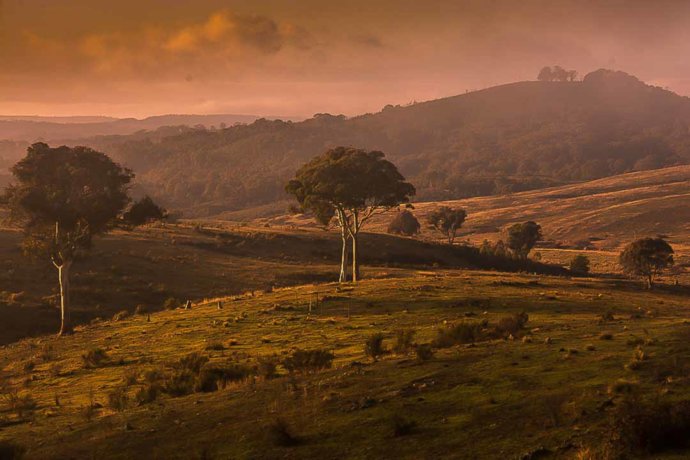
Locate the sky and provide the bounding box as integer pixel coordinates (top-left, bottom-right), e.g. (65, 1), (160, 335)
(1, 0), (690, 118)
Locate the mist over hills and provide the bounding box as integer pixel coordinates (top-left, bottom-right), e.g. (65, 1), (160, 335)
(4, 69), (690, 217)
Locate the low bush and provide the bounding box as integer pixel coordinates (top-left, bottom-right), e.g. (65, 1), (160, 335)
(603, 397), (690, 456)
(107, 386), (129, 412)
(135, 383), (161, 405)
(570, 254), (591, 275)
(282, 349), (334, 373)
(392, 414), (417, 437)
(257, 356), (279, 379)
(393, 329), (416, 354)
(82, 348), (109, 368)
(163, 297), (180, 310)
(112, 310), (130, 322)
(364, 333), (387, 360)
(195, 364), (253, 392)
(493, 312), (529, 337)
(433, 321), (486, 348)
(267, 418), (300, 447)
(173, 353), (209, 374)
(415, 344), (434, 362)
(163, 370), (196, 397)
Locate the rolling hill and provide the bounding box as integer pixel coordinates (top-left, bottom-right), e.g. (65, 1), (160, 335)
(265, 165), (690, 255)
(61, 69), (690, 217)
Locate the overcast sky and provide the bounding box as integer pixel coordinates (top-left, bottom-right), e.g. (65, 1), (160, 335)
(1, 0), (690, 118)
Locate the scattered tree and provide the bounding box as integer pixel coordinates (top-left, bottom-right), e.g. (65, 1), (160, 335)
(286, 147), (415, 282)
(537, 66), (553, 82)
(387, 209), (420, 236)
(3, 143), (134, 335)
(570, 254), (591, 275)
(122, 195), (166, 226)
(619, 238), (674, 289)
(427, 206), (467, 244)
(507, 221), (542, 259)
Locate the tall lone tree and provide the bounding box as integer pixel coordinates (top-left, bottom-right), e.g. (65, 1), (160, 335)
(4, 143), (134, 336)
(286, 147), (415, 282)
(619, 238), (674, 289)
(427, 206), (467, 244)
(507, 221), (542, 259)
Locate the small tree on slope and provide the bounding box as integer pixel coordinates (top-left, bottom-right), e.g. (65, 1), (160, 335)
(286, 147), (415, 282)
(619, 238), (674, 289)
(3, 143), (134, 336)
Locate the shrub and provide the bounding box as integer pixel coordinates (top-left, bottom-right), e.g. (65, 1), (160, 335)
(205, 342), (226, 351)
(164, 370), (196, 397)
(494, 312), (529, 337)
(392, 414), (417, 437)
(257, 356), (279, 379)
(415, 344), (434, 362)
(433, 321), (486, 348)
(570, 254), (591, 275)
(173, 353), (209, 374)
(123, 369), (139, 386)
(364, 333), (387, 360)
(112, 310), (130, 322)
(267, 418), (300, 447)
(195, 364), (252, 392)
(2, 390), (37, 419)
(135, 383), (161, 405)
(282, 349), (334, 373)
(163, 297), (180, 310)
(600, 333), (614, 340)
(393, 329), (416, 354)
(603, 396), (690, 456)
(387, 210), (421, 236)
(82, 348), (109, 368)
(0, 440), (26, 460)
(107, 386), (129, 412)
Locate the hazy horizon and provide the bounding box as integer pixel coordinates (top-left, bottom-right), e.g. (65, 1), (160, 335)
(2, 0), (690, 118)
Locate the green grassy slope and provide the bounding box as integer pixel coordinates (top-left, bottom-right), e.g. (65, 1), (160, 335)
(1, 271), (689, 458)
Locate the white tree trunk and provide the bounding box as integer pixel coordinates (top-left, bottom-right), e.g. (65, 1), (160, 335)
(351, 232), (359, 283)
(339, 229), (349, 283)
(57, 260), (73, 336)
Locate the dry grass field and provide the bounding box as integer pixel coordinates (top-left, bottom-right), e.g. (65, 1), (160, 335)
(263, 165), (690, 251)
(1, 271), (690, 458)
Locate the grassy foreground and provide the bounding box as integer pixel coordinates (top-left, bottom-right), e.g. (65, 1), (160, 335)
(1, 270), (690, 459)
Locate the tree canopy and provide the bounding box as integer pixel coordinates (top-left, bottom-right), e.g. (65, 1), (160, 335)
(387, 209), (420, 236)
(123, 195), (166, 226)
(426, 206), (467, 244)
(619, 238), (674, 288)
(4, 142), (134, 335)
(507, 221), (543, 259)
(286, 146), (415, 282)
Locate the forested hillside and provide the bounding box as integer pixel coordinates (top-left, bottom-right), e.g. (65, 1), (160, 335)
(12, 69), (690, 216)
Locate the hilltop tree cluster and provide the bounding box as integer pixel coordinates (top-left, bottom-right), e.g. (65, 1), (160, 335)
(537, 66), (578, 82)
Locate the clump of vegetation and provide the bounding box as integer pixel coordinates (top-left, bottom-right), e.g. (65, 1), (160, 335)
(107, 386), (129, 412)
(282, 349), (334, 373)
(135, 382), (161, 406)
(123, 368), (139, 386)
(387, 210), (421, 236)
(163, 297), (181, 310)
(391, 414), (417, 437)
(393, 329), (416, 354)
(415, 344), (435, 362)
(205, 342), (225, 351)
(82, 348), (109, 368)
(122, 195), (166, 226)
(134, 304), (148, 316)
(493, 312), (529, 337)
(195, 364), (252, 392)
(570, 254), (591, 275)
(257, 356), (279, 380)
(1, 390), (37, 419)
(364, 333), (387, 361)
(600, 333), (614, 340)
(433, 321), (486, 348)
(602, 396), (690, 457)
(112, 310), (130, 322)
(267, 418), (301, 447)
